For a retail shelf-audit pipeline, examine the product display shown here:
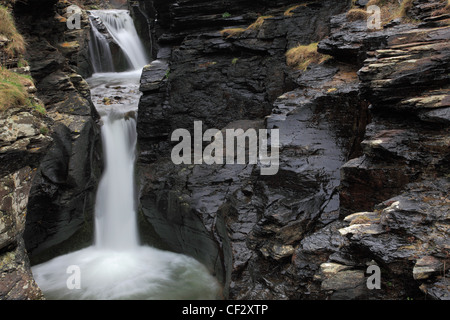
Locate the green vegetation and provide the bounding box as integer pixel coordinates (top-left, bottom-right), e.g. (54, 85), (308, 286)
(32, 102), (46, 115)
(17, 58), (28, 68)
(40, 125), (49, 135)
(286, 42), (331, 71)
(0, 6), (45, 114)
(231, 57), (239, 65)
(222, 12), (231, 18)
(0, 67), (45, 113)
(0, 67), (30, 111)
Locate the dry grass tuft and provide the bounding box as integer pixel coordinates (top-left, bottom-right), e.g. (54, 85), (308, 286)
(220, 15), (273, 38)
(247, 15), (273, 30)
(398, 0), (414, 17)
(286, 42), (331, 71)
(220, 27), (246, 38)
(346, 8), (370, 21)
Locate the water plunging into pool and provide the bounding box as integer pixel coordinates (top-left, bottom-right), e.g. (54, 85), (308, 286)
(31, 10), (220, 300)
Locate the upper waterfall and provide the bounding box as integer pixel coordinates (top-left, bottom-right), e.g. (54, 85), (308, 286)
(88, 10), (148, 72)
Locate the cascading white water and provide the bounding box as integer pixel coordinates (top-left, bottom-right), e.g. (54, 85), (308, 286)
(89, 10), (148, 71)
(32, 10), (221, 300)
(88, 18), (115, 73)
(94, 112), (139, 250)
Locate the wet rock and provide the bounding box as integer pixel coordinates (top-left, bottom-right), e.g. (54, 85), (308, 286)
(358, 26), (450, 109)
(420, 278), (450, 300)
(139, 59), (169, 93)
(317, 13), (415, 66)
(337, 178), (449, 299)
(137, 0), (351, 164)
(0, 109), (52, 181)
(10, 1), (104, 264)
(260, 243), (295, 261)
(413, 256), (444, 280)
(0, 166), (45, 300)
(315, 263), (368, 300)
(131, 0), (449, 301)
(340, 24), (450, 216)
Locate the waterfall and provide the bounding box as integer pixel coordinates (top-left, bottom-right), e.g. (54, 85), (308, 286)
(31, 10), (220, 300)
(94, 113), (139, 250)
(88, 10), (148, 72)
(88, 18), (114, 73)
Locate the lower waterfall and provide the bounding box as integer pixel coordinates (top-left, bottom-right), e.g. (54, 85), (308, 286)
(31, 10), (220, 300)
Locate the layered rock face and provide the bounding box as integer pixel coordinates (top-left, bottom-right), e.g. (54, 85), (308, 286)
(333, 9), (450, 299)
(136, 0), (360, 298)
(10, 0), (103, 264)
(0, 109), (50, 299)
(137, 0), (449, 300)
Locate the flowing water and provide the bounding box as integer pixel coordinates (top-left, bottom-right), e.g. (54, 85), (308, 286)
(31, 10), (221, 300)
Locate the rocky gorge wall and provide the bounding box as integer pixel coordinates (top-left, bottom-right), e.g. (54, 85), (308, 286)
(135, 0), (449, 300)
(0, 0), (448, 300)
(1, 0), (104, 299)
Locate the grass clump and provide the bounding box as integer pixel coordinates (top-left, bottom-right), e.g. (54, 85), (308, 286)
(220, 15), (273, 38)
(0, 5), (26, 58)
(247, 15), (273, 30)
(346, 8), (370, 21)
(220, 27), (246, 38)
(0, 67), (31, 111)
(0, 67), (45, 114)
(286, 42), (331, 71)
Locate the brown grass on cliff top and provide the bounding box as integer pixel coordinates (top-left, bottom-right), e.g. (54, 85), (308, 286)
(0, 5), (26, 58)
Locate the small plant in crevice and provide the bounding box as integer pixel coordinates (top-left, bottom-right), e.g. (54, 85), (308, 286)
(31, 101), (46, 115)
(284, 3), (311, 16)
(40, 125), (49, 136)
